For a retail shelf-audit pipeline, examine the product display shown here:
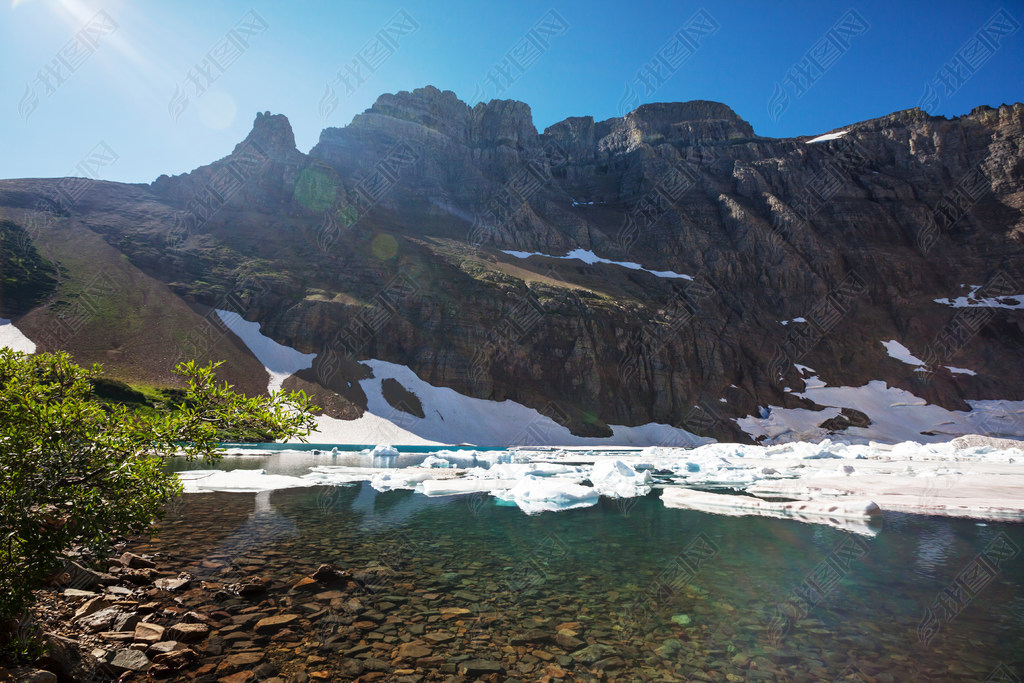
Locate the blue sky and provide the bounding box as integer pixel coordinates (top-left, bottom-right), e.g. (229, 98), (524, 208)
(2, 0), (1022, 183)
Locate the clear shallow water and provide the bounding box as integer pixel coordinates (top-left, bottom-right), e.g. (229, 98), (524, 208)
(139, 477), (1024, 681)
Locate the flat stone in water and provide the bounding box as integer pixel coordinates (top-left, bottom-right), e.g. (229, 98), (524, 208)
(254, 614), (299, 635)
(457, 659), (503, 675)
(224, 652), (264, 667)
(396, 641), (432, 659)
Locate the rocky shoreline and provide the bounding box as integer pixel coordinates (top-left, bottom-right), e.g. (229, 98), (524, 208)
(2, 541), (623, 683)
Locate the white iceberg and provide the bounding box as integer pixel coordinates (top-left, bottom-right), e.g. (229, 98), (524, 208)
(369, 468), (436, 492)
(421, 478), (518, 496)
(661, 487), (880, 535)
(178, 469), (309, 493)
(589, 459), (653, 498)
(494, 478), (600, 514)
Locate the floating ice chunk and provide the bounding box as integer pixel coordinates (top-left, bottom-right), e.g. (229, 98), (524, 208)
(369, 444), (400, 457)
(303, 466), (381, 485)
(421, 478), (517, 496)
(589, 459), (653, 498)
(472, 463), (580, 479)
(421, 455), (452, 468)
(369, 468), (435, 492)
(178, 469), (309, 493)
(661, 487), (880, 534)
(494, 479), (600, 514)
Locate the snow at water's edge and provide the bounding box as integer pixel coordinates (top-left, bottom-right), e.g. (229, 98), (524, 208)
(0, 318), (36, 354)
(309, 359), (713, 448)
(215, 307), (710, 447)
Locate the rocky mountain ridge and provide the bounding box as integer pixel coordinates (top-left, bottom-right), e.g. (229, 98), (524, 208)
(1, 85), (1022, 443)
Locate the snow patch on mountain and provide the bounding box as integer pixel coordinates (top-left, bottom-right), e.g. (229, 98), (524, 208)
(0, 318), (35, 354)
(737, 375), (1024, 444)
(806, 130), (849, 143)
(933, 285), (1024, 309)
(215, 310), (710, 446)
(215, 310), (316, 394)
(306, 359), (713, 447)
(881, 339), (926, 367)
(503, 248), (693, 280)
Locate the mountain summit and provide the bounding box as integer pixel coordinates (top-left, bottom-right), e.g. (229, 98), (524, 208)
(2, 89), (1023, 444)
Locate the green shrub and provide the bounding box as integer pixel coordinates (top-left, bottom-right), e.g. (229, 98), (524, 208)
(0, 350), (316, 635)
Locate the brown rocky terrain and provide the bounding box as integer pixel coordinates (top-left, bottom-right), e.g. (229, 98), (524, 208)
(1, 85), (1022, 442)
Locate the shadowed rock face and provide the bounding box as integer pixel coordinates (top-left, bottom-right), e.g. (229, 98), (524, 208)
(2, 86), (1023, 442)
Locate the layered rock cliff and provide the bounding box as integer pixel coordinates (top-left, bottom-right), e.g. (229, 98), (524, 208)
(1, 86), (1022, 442)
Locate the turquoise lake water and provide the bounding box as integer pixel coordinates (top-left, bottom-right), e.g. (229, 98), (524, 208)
(151, 449), (1024, 680)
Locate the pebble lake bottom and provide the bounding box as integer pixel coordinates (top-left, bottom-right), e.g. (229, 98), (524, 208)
(134, 482), (1024, 681)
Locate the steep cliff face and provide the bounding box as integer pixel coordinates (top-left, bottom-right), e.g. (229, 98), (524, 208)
(2, 87), (1022, 443)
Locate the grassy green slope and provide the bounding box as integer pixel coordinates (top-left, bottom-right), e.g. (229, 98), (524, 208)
(0, 208), (270, 398)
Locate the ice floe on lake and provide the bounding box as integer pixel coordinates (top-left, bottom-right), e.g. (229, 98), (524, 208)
(661, 488), (882, 535)
(175, 436), (1024, 522)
